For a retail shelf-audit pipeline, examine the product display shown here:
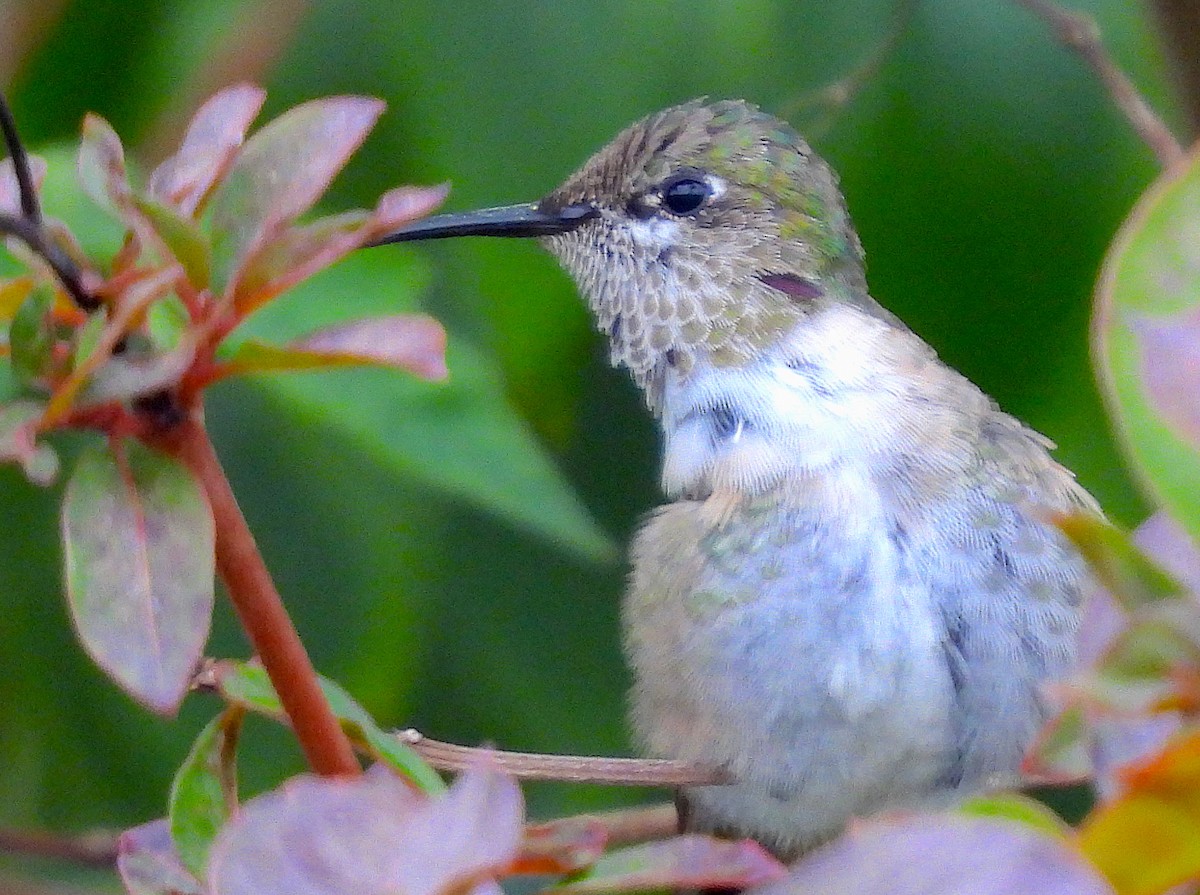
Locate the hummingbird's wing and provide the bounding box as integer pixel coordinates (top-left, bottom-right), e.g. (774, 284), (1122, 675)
(920, 410), (1100, 787)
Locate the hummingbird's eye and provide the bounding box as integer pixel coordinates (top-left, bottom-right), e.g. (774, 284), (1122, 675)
(661, 173), (711, 216)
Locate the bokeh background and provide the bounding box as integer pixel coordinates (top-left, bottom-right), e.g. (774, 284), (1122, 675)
(0, 0), (1188, 889)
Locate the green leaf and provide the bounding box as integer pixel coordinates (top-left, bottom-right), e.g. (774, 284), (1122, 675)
(958, 793), (1070, 839)
(228, 250), (614, 560)
(1095, 148), (1200, 544)
(168, 709), (241, 880)
(0, 276), (36, 322)
(134, 195), (212, 288)
(61, 439), (215, 714)
(71, 310), (107, 371)
(147, 293), (190, 352)
(213, 659), (445, 794)
(1055, 513), (1187, 610)
(9, 284), (56, 385)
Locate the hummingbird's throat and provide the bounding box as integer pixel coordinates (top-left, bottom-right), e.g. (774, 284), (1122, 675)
(657, 303), (922, 503)
(548, 234), (819, 412)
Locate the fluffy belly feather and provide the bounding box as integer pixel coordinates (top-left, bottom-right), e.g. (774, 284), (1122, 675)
(624, 477), (957, 858)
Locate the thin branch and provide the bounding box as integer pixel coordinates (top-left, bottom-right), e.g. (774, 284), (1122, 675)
(1014, 0), (1185, 168)
(0, 876), (110, 895)
(0, 94), (41, 222)
(777, 0), (917, 133)
(0, 95), (97, 310)
(397, 729), (731, 787)
(158, 415), (361, 778)
(0, 212), (95, 310)
(0, 827), (117, 869)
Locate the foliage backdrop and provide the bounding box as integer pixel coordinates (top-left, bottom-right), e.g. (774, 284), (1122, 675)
(0, 0), (1179, 859)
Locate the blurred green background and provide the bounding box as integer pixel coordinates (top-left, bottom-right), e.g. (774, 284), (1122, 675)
(0, 0), (1184, 887)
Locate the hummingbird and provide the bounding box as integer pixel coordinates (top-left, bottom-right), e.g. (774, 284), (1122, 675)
(374, 99), (1099, 860)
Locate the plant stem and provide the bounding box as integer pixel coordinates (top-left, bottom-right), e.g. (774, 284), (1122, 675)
(0, 827), (117, 868)
(396, 728), (729, 786)
(162, 414), (360, 777)
(1015, 0), (1185, 168)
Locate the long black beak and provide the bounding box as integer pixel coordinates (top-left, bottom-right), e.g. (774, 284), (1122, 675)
(369, 201), (597, 246)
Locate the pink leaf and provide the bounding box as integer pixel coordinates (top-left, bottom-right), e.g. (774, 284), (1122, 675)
(208, 96), (385, 295)
(224, 315), (448, 382)
(515, 815), (609, 874)
(77, 113), (134, 215)
(61, 440), (215, 715)
(117, 818), (203, 895)
(552, 836), (787, 893)
(1088, 713), (1184, 802)
(1134, 511), (1200, 596)
(233, 184), (447, 314)
(1077, 584), (1129, 670)
(0, 400), (58, 485)
(295, 315), (448, 379)
(232, 211), (370, 312)
(756, 815), (1112, 895)
(148, 83), (267, 217)
(368, 183), (452, 237)
(1131, 308), (1200, 447)
(77, 114), (167, 258)
(0, 155), (47, 213)
(207, 763), (522, 895)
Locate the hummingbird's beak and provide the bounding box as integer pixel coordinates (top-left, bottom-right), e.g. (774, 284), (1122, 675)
(368, 201), (597, 246)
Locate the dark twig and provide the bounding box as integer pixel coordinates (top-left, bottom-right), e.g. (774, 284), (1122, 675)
(777, 0), (917, 133)
(397, 729), (731, 786)
(1015, 0), (1185, 168)
(0, 95), (41, 223)
(0, 95), (97, 310)
(0, 212), (97, 310)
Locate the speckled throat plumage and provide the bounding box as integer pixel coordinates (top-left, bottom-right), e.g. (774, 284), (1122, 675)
(538, 99), (874, 411)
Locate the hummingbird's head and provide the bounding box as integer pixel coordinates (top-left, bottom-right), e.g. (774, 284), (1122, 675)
(535, 99), (868, 392)
(372, 99), (877, 406)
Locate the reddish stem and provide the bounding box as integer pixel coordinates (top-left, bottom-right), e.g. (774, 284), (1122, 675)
(157, 413), (360, 777)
